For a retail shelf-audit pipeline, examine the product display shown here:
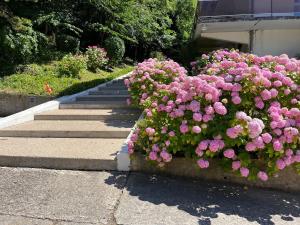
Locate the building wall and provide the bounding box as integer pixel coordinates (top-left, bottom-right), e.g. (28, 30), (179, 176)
(253, 29), (300, 57)
(201, 31), (249, 44)
(199, 0), (297, 17)
(272, 0), (295, 14)
(201, 29), (300, 57)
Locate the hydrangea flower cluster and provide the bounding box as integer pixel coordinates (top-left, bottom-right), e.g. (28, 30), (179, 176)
(127, 49), (300, 181)
(124, 58), (186, 106)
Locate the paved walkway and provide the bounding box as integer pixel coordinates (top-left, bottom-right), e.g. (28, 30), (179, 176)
(0, 167), (299, 225)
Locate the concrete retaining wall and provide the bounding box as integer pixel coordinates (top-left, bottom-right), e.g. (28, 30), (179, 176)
(131, 153), (300, 192)
(0, 93), (53, 116)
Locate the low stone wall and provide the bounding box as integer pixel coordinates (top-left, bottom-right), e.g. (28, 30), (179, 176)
(131, 153), (300, 192)
(0, 92), (53, 116)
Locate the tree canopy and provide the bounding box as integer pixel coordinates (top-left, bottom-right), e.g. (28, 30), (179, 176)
(0, 0), (197, 66)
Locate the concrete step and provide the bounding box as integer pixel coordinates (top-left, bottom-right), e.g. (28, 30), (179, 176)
(35, 109), (141, 121)
(106, 82), (126, 87)
(60, 101), (130, 109)
(76, 95), (128, 102)
(89, 90), (129, 95)
(0, 120), (134, 138)
(100, 86), (127, 91)
(111, 80), (125, 85)
(0, 137), (125, 170)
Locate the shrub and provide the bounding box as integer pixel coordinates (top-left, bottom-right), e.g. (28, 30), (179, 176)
(149, 51), (166, 61)
(127, 50), (300, 181)
(56, 35), (80, 53)
(104, 36), (125, 64)
(85, 46), (109, 72)
(15, 64), (44, 76)
(124, 58), (186, 107)
(0, 17), (43, 64)
(190, 55), (210, 76)
(57, 54), (87, 78)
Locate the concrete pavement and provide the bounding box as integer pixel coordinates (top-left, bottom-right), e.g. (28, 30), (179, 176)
(0, 167), (299, 225)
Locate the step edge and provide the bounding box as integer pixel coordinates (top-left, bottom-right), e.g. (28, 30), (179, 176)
(0, 155), (117, 171)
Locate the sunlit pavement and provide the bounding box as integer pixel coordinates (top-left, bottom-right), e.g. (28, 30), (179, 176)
(0, 167), (299, 225)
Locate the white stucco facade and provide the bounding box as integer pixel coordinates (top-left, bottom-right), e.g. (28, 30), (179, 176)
(195, 0), (300, 57)
(252, 29), (300, 57)
(200, 28), (300, 57)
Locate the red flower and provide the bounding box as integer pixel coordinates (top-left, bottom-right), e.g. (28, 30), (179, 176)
(44, 83), (53, 94)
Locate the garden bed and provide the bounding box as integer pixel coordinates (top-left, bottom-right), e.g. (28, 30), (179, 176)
(131, 152), (300, 192)
(0, 62), (133, 116)
(0, 64), (133, 97)
(126, 50), (300, 187)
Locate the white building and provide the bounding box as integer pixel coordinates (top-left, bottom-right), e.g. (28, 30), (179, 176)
(194, 0), (300, 57)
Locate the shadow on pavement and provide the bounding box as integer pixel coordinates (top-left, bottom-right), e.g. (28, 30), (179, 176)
(105, 172), (300, 225)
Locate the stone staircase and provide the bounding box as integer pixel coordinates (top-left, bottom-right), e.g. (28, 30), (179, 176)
(0, 78), (140, 170)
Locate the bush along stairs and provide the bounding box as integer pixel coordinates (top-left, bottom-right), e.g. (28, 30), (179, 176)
(0, 78), (140, 170)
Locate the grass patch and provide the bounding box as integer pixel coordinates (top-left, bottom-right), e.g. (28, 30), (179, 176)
(0, 62), (133, 97)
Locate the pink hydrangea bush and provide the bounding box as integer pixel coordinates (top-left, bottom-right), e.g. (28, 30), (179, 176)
(127, 49), (300, 181)
(124, 58), (186, 107)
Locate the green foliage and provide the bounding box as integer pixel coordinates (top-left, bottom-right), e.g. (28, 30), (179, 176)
(104, 36), (125, 64)
(174, 0), (197, 44)
(35, 11), (82, 37)
(0, 61), (134, 96)
(0, 15), (46, 64)
(0, 0), (197, 69)
(149, 51), (166, 61)
(57, 54), (87, 78)
(56, 34), (80, 53)
(85, 46), (109, 72)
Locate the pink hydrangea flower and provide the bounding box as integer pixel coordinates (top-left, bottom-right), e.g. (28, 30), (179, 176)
(193, 113), (202, 122)
(189, 100), (200, 112)
(270, 88), (278, 98)
(161, 126), (168, 134)
(273, 140), (283, 151)
(213, 102), (227, 115)
(195, 148), (204, 157)
(257, 171), (268, 181)
(160, 150), (172, 162)
(149, 151), (157, 161)
(165, 140), (170, 146)
(226, 125), (243, 139)
(261, 133), (272, 144)
(261, 89), (272, 101)
(223, 149), (235, 158)
(197, 159), (209, 169)
(168, 131), (175, 137)
(232, 161), (241, 170)
(192, 126), (202, 134)
(248, 118), (264, 138)
(198, 140), (209, 151)
(180, 123), (189, 134)
(276, 159), (286, 170)
(245, 142), (256, 151)
(255, 101), (265, 109)
(232, 96), (241, 104)
(145, 127), (155, 136)
(240, 167), (249, 177)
